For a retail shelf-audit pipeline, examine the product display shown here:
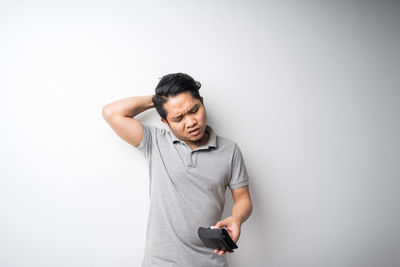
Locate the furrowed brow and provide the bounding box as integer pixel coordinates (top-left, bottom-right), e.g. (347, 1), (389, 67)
(190, 104), (199, 112)
(173, 104), (199, 119)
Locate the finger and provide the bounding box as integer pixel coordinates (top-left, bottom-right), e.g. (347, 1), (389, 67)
(219, 250), (225, 256)
(215, 219), (227, 229)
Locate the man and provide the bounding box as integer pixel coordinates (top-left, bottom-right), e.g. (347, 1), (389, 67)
(102, 73), (253, 267)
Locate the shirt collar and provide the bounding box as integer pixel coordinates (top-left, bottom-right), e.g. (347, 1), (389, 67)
(168, 124), (217, 149)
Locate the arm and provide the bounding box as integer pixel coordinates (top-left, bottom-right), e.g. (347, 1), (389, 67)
(213, 185), (253, 256)
(232, 185), (253, 225)
(102, 95), (155, 147)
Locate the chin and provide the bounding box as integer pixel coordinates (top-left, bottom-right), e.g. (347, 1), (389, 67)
(189, 130), (204, 140)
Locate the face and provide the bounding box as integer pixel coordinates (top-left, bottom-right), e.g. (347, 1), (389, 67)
(161, 91), (208, 146)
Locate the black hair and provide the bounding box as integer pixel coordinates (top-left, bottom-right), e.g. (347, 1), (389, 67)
(152, 72), (202, 123)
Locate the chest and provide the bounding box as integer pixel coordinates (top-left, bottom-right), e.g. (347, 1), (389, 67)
(154, 141), (233, 190)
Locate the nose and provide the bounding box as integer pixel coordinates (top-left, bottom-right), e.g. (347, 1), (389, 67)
(186, 115), (197, 128)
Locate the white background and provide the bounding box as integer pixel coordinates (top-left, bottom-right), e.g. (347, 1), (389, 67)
(1, 1), (399, 266)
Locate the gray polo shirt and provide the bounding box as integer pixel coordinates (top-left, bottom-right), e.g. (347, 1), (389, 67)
(136, 123), (249, 267)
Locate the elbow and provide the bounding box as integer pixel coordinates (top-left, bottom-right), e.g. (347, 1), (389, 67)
(246, 198), (253, 217)
(102, 106), (114, 120)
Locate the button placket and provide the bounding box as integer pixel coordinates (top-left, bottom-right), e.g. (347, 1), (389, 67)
(181, 142), (194, 167)
(191, 151), (197, 168)
(181, 142), (209, 168)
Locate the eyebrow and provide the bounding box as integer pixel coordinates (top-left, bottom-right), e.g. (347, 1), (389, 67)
(173, 104), (199, 119)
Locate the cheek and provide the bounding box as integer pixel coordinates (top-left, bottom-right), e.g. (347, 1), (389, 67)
(179, 124), (186, 132)
(171, 124), (183, 133)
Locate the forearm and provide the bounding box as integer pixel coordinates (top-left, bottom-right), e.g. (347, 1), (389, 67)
(103, 95), (155, 118)
(232, 198), (253, 225)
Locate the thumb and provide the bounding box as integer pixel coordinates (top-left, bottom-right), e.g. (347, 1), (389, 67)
(214, 218), (227, 228)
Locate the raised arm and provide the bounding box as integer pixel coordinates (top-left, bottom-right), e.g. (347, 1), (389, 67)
(102, 95), (155, 147)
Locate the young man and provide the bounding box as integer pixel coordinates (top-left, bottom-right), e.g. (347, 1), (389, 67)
(102, 73), (253, 267)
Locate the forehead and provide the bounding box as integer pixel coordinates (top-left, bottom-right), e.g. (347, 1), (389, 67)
(164, 92), (200, 117)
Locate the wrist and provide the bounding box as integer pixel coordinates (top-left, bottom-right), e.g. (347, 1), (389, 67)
(148, 94), (155, 109)
(232, 215), (243, 225)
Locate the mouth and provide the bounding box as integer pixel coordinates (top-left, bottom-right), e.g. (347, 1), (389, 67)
(189, 128), (200, 135)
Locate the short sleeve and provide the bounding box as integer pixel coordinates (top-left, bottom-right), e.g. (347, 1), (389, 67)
(228, 143), (250, 190)
(136, 123), (157, 160)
